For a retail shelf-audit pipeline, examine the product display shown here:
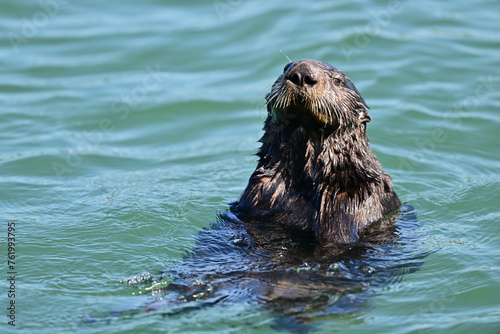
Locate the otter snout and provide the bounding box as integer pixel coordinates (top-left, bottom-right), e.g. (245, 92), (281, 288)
(285, 61), (321, 89)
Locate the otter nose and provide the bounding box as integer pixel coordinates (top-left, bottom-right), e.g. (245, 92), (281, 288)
(286, 63), (319, 88)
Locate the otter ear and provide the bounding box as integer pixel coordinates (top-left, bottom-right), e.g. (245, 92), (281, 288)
(358, 110), (371, 124)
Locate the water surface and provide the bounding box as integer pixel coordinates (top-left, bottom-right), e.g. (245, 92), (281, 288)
(1, 0), (499, 333)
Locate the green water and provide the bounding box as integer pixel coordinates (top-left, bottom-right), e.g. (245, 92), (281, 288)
(1, 0), (499, 333)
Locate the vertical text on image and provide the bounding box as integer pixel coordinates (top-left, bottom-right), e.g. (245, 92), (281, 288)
(6, 221), (17, 326)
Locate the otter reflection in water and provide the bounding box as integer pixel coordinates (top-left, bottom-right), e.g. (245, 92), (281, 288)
(117, 60), (425, 329)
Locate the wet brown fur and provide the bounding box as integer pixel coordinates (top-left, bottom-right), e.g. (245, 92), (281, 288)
(231, 60), (401, 245)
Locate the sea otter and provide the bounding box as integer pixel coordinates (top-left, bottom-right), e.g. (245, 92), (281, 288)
(231, 59), (401, 245)
(89, 60), (422, 329)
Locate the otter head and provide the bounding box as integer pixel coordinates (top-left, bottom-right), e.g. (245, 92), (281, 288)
(266, 59), (370, 131)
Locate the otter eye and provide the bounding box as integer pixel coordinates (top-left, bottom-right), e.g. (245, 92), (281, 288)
(333, 78), (343, 86)
(283, 62), (293, 73)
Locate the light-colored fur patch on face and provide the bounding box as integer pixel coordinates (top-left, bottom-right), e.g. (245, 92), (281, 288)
(266, 60), (369, 130)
